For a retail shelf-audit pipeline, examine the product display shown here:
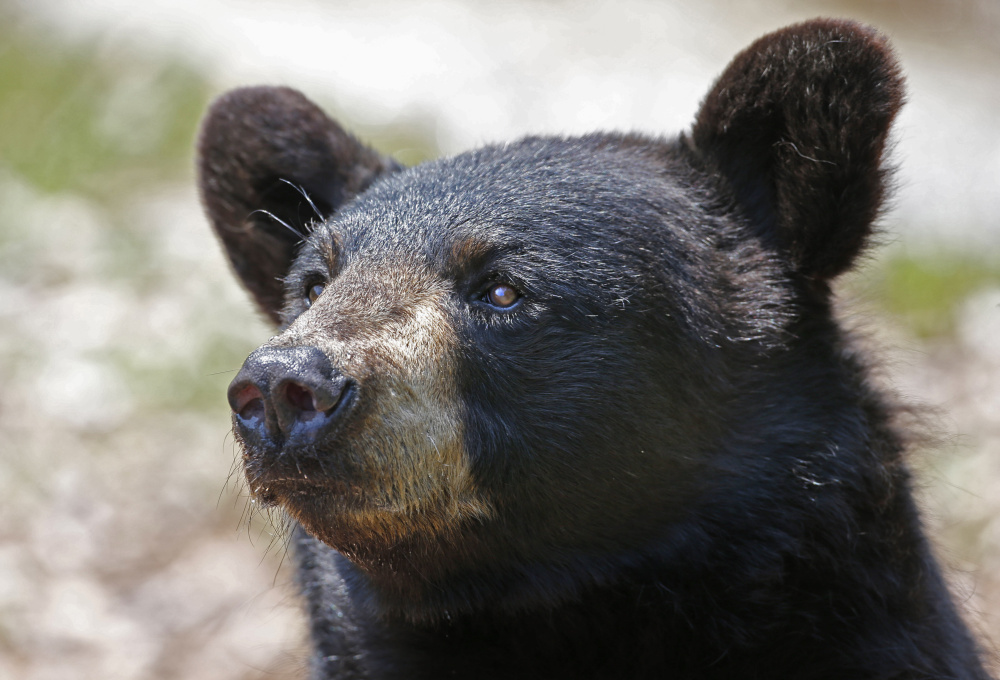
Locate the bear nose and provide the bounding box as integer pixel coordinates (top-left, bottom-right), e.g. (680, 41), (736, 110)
(227, 345), (353, 445)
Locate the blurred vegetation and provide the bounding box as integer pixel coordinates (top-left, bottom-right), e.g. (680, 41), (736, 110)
(0, 8), (435, 199)
(0, 11), (240, 424)
(0, 9), (212, 291)
(0, 15), (212, 200)
(872, 253), (1000, 339)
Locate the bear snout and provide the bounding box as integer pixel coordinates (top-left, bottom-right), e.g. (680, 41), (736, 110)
(228, 345), (354, 450)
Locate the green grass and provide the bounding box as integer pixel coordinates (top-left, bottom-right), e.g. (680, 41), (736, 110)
(871, 253), (1000, 339)
(0, 2), (439, 197)
(0, 20), (212, 200)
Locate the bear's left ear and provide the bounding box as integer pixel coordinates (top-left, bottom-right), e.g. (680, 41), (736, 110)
(198, 87), (401, 324)
(691, 19), (904, 281)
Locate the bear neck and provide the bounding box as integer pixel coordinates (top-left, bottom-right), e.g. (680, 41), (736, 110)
(297, 515), (984, 679)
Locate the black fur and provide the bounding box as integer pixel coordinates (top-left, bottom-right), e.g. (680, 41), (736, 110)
(198, 19), (992, 679)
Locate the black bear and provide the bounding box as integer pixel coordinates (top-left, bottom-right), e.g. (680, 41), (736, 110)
(197, 19), (992, 680)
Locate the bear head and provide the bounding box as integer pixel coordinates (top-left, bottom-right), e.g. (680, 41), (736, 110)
(198, 19), (904, 621)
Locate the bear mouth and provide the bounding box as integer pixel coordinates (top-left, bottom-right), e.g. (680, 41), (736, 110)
(240, 434), (359, 498)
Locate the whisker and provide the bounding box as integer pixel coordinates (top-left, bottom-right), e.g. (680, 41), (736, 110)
(279, 178), (325, 221)
(249, 208), (306, 239)
(208, 368), (240, 376)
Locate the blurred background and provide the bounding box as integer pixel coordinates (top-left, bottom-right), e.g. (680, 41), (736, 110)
(0, 0), (998, 677)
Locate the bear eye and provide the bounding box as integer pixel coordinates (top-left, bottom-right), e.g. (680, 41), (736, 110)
(483, 282), (521, 309)
(305, 283), (325, 307)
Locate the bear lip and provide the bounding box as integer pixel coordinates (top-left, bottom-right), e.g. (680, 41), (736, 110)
(248, 475), (366, 515)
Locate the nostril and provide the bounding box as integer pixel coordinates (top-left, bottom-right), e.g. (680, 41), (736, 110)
(276, 378), (351, 431)
(230, 382), (265, 420)
(240, 397), (265, 422)
(285, 382), (317, 413)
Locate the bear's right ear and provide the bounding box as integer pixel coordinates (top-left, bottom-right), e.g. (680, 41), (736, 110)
(197, 87), (400, 324)
(691, 20), (904, 282)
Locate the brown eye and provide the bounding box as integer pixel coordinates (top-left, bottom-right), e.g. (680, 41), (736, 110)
(486, 283), (520, 309)
(305, 283), (325, 307)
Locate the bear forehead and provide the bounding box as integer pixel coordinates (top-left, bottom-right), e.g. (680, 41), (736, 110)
(314, 134), (703, 267)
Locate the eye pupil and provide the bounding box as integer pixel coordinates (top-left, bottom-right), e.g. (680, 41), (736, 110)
(306, 283), (324, 306)
(488, 283), (519, 308)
